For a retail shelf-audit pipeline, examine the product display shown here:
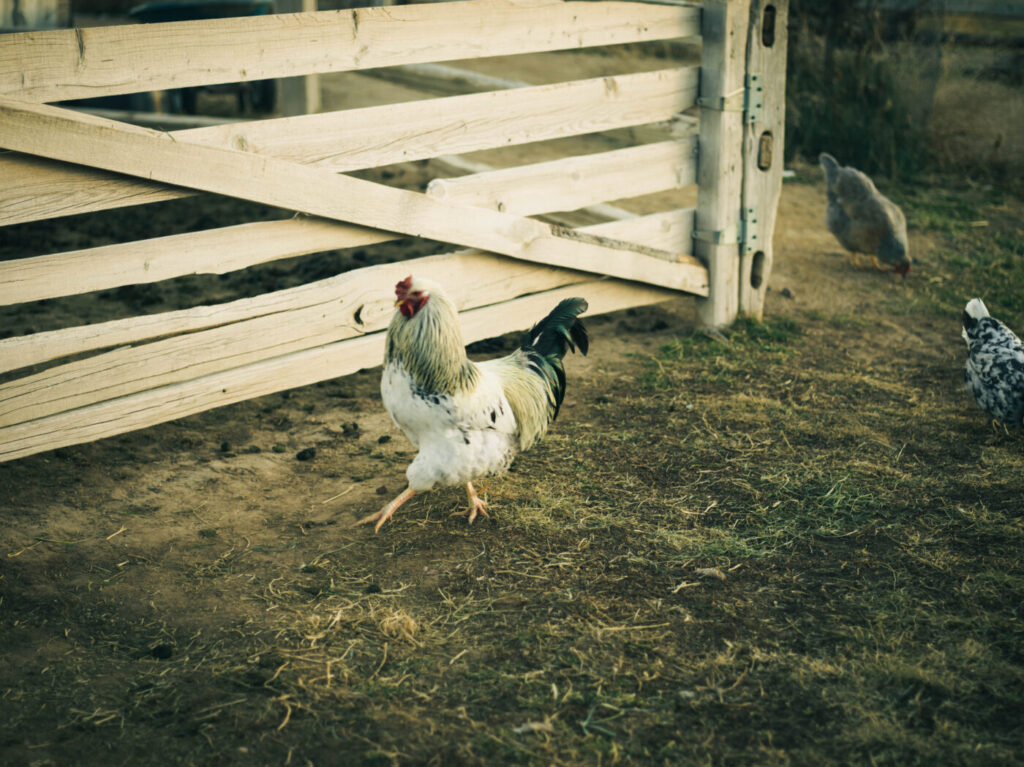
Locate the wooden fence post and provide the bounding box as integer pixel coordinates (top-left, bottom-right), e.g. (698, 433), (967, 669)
(695, 0), (751, 329)
(738, 0), (788, 320)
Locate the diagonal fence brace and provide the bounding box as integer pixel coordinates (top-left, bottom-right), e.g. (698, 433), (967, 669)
(0, 97), (708, 297)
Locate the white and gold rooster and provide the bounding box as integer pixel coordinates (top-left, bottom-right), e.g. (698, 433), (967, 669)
(356, 276), (588, 532)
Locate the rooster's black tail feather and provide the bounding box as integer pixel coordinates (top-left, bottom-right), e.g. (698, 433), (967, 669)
(526, 298), (589, 358)
(521, 298), (588, 421)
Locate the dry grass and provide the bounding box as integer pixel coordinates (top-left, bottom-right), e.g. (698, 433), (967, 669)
(928, 48), (1024, 188)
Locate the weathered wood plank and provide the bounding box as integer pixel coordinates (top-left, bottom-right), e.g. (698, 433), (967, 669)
(1, 136), (700, 308)
(0, 210), (696, 374)
(427, 138), (697, 218)
(429, 153), (642, 222)
(0, 298), (360, 428)
(1, 253), (584, 426)
(0, 210), (698, 390)
(0, 218), (392, 308)
(360, 62), (531, 96)
(0, 153), (188, 227)
(0, 278), (676, 462)
(0, 98), (700, 294)
(0, 1), (701, 103)
(573, 208), (695, 254)
(694, 0), (750, 328)
(0, 67), (697, 226)
(738, 0), (788, 321)
(193, 68), (697, 172)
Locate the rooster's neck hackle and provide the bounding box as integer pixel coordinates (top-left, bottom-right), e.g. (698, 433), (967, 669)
(385, 285), (479, 395)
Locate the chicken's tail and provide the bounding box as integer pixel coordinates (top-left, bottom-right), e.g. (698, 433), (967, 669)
(964, 297), (990, 321)
(522, 297), (589, 421)
(819, 152), (840, 188)
(962, 297), (991, 343)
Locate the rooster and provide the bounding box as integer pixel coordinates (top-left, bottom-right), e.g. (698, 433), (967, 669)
(356, 276), (588, 532)
(819, 152), (910, 276)
(962, 298), (1024, 428)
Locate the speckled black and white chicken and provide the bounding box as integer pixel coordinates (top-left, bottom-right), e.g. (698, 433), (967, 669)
(819, 152), (910, 276)
(356, 276), (588, 532)
(962, 298), (1024, 428)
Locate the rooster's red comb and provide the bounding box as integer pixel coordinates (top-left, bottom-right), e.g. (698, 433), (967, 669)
(395, 276), (413, 300)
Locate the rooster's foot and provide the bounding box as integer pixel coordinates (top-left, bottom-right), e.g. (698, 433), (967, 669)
(355, 487), (415, 533)
(450, 482), (490, 524)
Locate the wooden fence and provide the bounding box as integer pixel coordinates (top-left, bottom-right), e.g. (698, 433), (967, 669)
(0, 0), (787, 463)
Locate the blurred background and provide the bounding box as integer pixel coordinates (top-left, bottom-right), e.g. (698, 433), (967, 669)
(786, 0), (1023, 191)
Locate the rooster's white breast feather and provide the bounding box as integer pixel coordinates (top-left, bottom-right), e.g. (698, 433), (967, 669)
(381, 359), (518, 491)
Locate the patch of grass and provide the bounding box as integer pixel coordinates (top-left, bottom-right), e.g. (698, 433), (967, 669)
(659, 316), (802, 361)
(643, 317), (802, 390)
(895, 187), (988, 234)
(819, 312), (874, 330)
(894, 180), (1024, 326)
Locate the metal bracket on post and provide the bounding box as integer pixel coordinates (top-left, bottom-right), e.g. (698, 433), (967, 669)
(741, 206), (759, 253)
(696, 75), (763, 124)
(693, 206), (759, 252)
(745, 74), (763, 124)
(692, 226), (739, 245)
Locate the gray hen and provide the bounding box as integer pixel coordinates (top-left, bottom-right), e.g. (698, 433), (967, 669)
(962, 298), (1024, 427)
(819, 153), (910, 276)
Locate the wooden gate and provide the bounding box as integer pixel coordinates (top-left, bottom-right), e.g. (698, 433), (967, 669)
(0, 0), (787, 462)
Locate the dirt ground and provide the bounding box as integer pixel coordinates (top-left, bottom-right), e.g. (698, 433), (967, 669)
(3, 51), (1023, 767)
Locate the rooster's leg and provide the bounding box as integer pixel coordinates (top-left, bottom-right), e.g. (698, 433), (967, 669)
(355, 487), (415, 533)
(450, 482), (490, 524)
